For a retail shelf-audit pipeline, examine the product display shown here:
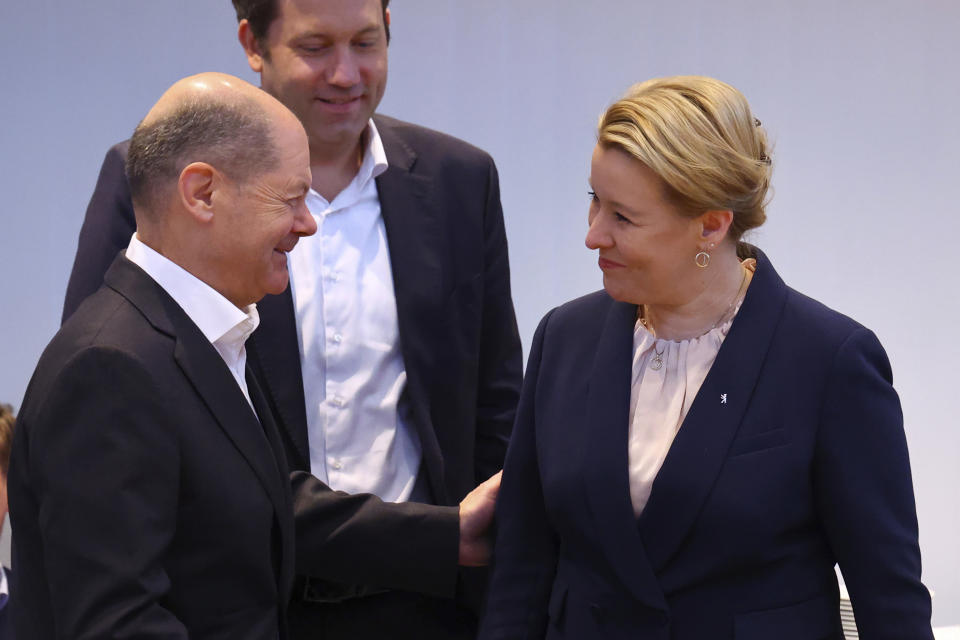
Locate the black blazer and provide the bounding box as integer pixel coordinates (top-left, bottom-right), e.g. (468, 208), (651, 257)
(62, 115), (523, 600)
(10, 257), (296, 639)
(0, 567), (11, 640)
(480, 249), (932, 639)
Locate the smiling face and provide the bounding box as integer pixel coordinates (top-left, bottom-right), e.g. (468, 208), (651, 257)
(585, 144), (706, 307)
(247, 0), (388, 158)
(212, 115), (317, 307)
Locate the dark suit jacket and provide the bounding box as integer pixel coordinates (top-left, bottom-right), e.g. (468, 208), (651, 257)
(62, 115), (523, 627)
(10, 256), (296, 639)
(480, 248), (932, 640)
(0, 567), (11, 640)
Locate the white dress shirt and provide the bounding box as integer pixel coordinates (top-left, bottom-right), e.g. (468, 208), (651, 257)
(0, 564), (8, 611)
(125, 234), (260, 410)
(289, 120), (422, 502)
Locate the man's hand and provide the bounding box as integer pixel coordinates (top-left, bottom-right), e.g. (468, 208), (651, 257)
(458, 470), (502, 566)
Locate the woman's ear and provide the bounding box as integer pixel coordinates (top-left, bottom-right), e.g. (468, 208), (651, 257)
(697, 209), (734, 247)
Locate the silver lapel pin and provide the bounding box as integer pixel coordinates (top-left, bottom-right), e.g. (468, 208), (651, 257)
(720, 393), (728, 404)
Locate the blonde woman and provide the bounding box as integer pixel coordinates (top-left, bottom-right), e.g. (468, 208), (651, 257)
(480, 76), (932, 639)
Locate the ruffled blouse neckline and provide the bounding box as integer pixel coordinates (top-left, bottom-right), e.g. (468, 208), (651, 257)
(626, 258), (755, 517)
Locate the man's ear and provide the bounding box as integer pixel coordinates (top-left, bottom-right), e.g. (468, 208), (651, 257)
(697, 209), (734, 247)
(177, 162), (219, 224)
(238, 19), (265, 73)
(385, 7), (391, 29)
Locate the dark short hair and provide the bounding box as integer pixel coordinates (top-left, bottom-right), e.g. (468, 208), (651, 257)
(0, 403), (14, 477)
(126, 99), (277, 216)
(232, 0), (391, 46)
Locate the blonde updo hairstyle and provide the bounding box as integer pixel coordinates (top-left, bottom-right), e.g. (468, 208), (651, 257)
(598, 75), (771, 242)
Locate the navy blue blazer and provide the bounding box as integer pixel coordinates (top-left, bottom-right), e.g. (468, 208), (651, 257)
(480, 248), (932, 639)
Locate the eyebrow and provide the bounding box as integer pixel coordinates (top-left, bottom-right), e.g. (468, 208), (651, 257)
(285, 179), (310, 197)
(292, 24), (382, 40)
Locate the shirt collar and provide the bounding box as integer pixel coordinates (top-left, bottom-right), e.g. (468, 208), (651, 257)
(125, 234), (258, 346)
(308, 119), (389, 208)
(362, 118), (389, 184)
(215, 308), (260, 357)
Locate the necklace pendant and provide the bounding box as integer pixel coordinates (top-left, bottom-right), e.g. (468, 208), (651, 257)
(650, 353), (663, 370)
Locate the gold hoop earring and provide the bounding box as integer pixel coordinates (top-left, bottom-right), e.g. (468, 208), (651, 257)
(695, 251), (711, 268)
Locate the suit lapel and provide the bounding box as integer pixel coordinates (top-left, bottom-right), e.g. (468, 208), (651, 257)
(374, 116), (448, 504)
(171, 313), (292, 529)
(249, 289), (310, 470)
(247, 368), (295, 602)
(105, 257), (293, 540)
(582, 298), (668, 611)
(637, 248), (789, 571)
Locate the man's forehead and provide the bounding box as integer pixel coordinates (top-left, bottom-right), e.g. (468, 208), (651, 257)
(272, 0), (384, 35)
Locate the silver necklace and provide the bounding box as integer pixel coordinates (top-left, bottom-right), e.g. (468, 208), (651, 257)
(650, 343), (666, 370)
(640, 266), (748, 370)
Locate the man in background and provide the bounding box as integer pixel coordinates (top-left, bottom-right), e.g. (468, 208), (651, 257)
(0, 403), (15, 639)
(61, 1), (522, 638)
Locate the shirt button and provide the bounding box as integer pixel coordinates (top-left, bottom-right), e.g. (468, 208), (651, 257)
(333, 333), (343, 344)
(330, 395), (345, 408)
(331, 459), (343, 470)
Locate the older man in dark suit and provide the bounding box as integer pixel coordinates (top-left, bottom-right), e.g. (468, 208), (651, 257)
(9, 72), (314, 639)
(61, 1), (522, 638)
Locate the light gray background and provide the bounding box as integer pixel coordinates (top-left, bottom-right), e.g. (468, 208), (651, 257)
(1, 0), (957, 626)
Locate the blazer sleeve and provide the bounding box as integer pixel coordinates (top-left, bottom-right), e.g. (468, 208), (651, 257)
(15, 347), (187, 639)
(62, 142), (136, 324)
(479, 309), (559, 640)
(473, 157), (523, 484)
(813, 328), (933, 638)
(290, 471), (460, 598)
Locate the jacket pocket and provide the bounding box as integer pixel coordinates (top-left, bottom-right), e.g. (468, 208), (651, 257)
(728, 427), (788, 457)
(734, 593), (841, 639)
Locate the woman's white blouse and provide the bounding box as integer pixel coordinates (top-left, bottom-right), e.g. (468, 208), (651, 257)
(628, 264), (754, 517)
